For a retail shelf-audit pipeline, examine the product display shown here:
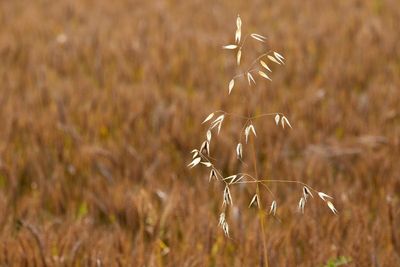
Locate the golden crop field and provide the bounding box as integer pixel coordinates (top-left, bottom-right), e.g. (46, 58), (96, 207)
(0, 0), (399, 266)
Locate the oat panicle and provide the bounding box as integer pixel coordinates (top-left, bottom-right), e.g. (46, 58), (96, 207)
(189, 14), (337, 243)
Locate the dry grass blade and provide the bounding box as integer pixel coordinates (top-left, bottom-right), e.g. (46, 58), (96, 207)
(218, 212), (226, 226)
(210, 114), (225, 134)
(245, 126), (250, 143)
(191, 149), (199, 159)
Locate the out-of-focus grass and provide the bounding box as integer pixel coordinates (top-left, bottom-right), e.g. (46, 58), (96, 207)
(0, 0), (399, 266)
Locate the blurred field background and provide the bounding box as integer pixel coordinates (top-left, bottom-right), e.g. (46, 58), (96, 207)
(0, 0), (399, 266)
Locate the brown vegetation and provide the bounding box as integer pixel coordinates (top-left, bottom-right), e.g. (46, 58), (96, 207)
(0, 0), (399, 266)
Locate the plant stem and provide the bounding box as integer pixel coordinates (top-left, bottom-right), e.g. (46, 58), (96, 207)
(250, 137), (269, 267)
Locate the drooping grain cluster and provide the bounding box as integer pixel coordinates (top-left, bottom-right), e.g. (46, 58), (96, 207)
(189, 15), (337, 238)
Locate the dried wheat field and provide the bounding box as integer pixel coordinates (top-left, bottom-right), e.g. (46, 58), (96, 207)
(0, 0), (399, 266)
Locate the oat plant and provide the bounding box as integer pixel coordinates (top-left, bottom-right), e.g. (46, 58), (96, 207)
(188, 15), (337, 265)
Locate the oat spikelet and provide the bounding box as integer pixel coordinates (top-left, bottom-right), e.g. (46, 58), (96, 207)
(228, 79), (235, 94)
(206, 130), (212, 142)
(260, 60), (272, 72)
(202, 113), (214, 124)
(298, 197), (306, 213)
(209, 169), (217, 181)
(303, 186), (313, 201)
(218, 212), (226, 226)
(245, 124), (256, 143)
(269, 201), (277, 215)
(327, 201), (338, 214)
(318, 192), (333, 202)
(223, 44), (238, 50)
(281, 116), (292, 129)
(258, 70), (272, 81)
(200, 140), (210, 156)
(223, 186), (233, 206)
(189, 15), (338, 240)
(235, 15), (242, 43)
(201, 161), (212, 167)
(235, 29), (241, 44)
(236, 15), (242, 29)
(273, 51), (285, 64)
(248, 194), (259, 208)
(247, 72), (256, 85)
(187, 157), (201, 168)
(268, 55), (281, 65)
(222, 221), (230, 237)
(236, 143), (243, 159)
(237, 49), (242, 65)
(235, 15), (242, 44)
(275, 114), (280, 125)
(250, 33), (267, 42)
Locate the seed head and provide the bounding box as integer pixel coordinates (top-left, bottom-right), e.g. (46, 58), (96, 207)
(269, 200), (277, 216)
